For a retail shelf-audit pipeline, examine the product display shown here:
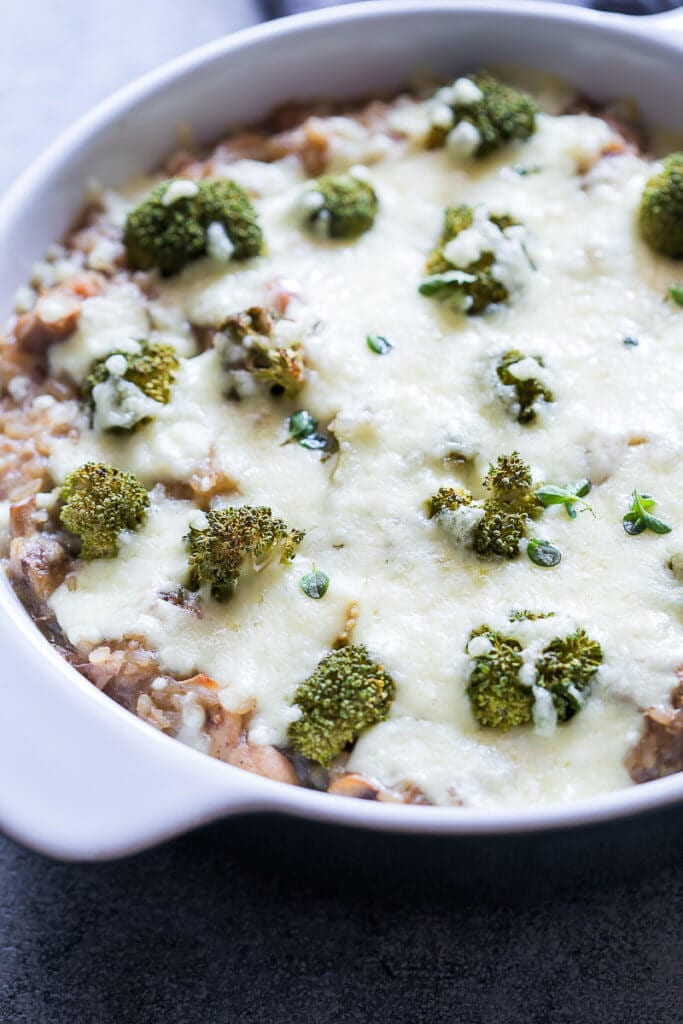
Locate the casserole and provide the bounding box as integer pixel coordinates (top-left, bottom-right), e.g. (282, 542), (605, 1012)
(2, 0), (683, 860)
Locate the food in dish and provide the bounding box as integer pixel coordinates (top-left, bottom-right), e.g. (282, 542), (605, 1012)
(2, 70), (683, 808)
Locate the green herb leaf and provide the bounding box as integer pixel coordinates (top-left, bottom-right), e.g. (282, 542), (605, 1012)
(669, 285), (683, 307)
(623, 336), (639, 347)
(623, 489), (672, 536)
(299, 432), (330, 451)
(366, 334), (393, 355)
(418, 270), (477, 296)
(288, 410), (339, 459)
(514, 165), (542, 176)
(527, 538), (562, 567)
(300, 569), (330, 599)
(536, 486), (573, 506)
(536, 480), (592, 519)
(288, 409), (318, 440)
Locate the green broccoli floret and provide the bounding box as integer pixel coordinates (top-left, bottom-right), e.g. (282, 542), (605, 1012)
(287, 644), (395, 766)
(59, 462), (149, 559)
(306, 174), (378, 239)
(427, 453), (541, 560)
(509, 609), (555, 622)
(472, 506), (527, 560)
(474, 452), (541, 558)
(639, 153), (683, 258)
(427, 74), (538, 156)
(427, 486), (473, 518)
(466, 622), (602, 729)
(483, 451), (537, 506)
(420, 205), (518, 314)
(123, 180), (205, 274)
(107, 341), (178, 404)
(123, 178), (263, 275)
(84, 340), (179, 431)
(496, 349), (553, 424)
(466, 627), (534, 730)
(220, 306), (305, 399)
(426, 486), (481, 549)
(425, 205), (473, 275)
(186, 505), (304, 601)
(199, 180), (263, 259)
(535, 628), (603, 722)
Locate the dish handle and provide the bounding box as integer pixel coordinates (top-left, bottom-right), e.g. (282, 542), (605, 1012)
(0, 599), (269, 860)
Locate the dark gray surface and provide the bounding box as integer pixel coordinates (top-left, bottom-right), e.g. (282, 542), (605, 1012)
(2, 808), (683, 1023)
(3, 3), (683, 1021)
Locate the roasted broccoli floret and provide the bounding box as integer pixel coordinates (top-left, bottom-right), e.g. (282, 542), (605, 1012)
(218, 306), (305, 400)
(427, 486), (473, 518)
(509, 609), (555, 622)
(305, 174), (378, 239)
(639, 153), (683, 258)
(427, 453), (541, 560)
(287, 644), (395, 766)
(535, 628), (603, 722)
(59, 462), (149, 559)
(496, 349), (553, 424)
(123, 180), (205, 274)
(186, 505), (304, 601)
(483, 451), (537, 506)
(466, 627), (534, 730)
(472, 506), (528, 560)
(474, 452), (541, 558)
(466, 622), (602, 729)
(420, 205), (522, 314)
(124, 178), (263, 275)
(427, 74), (538, 156)
(199, 180), (263, 259)
(84, 340), (179, 431)
(427, 486), (485, 549)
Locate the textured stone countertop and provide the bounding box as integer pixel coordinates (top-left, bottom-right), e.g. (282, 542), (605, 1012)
(1, 3), (683, 1021)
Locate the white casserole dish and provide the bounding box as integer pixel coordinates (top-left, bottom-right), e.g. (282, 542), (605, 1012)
(2, 0), (683, 861)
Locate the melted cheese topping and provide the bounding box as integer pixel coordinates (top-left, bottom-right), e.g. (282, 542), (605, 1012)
(46, 103), (683, 808)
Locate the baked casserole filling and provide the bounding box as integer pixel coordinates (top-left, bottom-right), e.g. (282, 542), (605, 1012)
(3, 71), (683, 806)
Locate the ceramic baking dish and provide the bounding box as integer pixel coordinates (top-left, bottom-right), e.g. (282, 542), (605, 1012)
(2, 0), (683, 860)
